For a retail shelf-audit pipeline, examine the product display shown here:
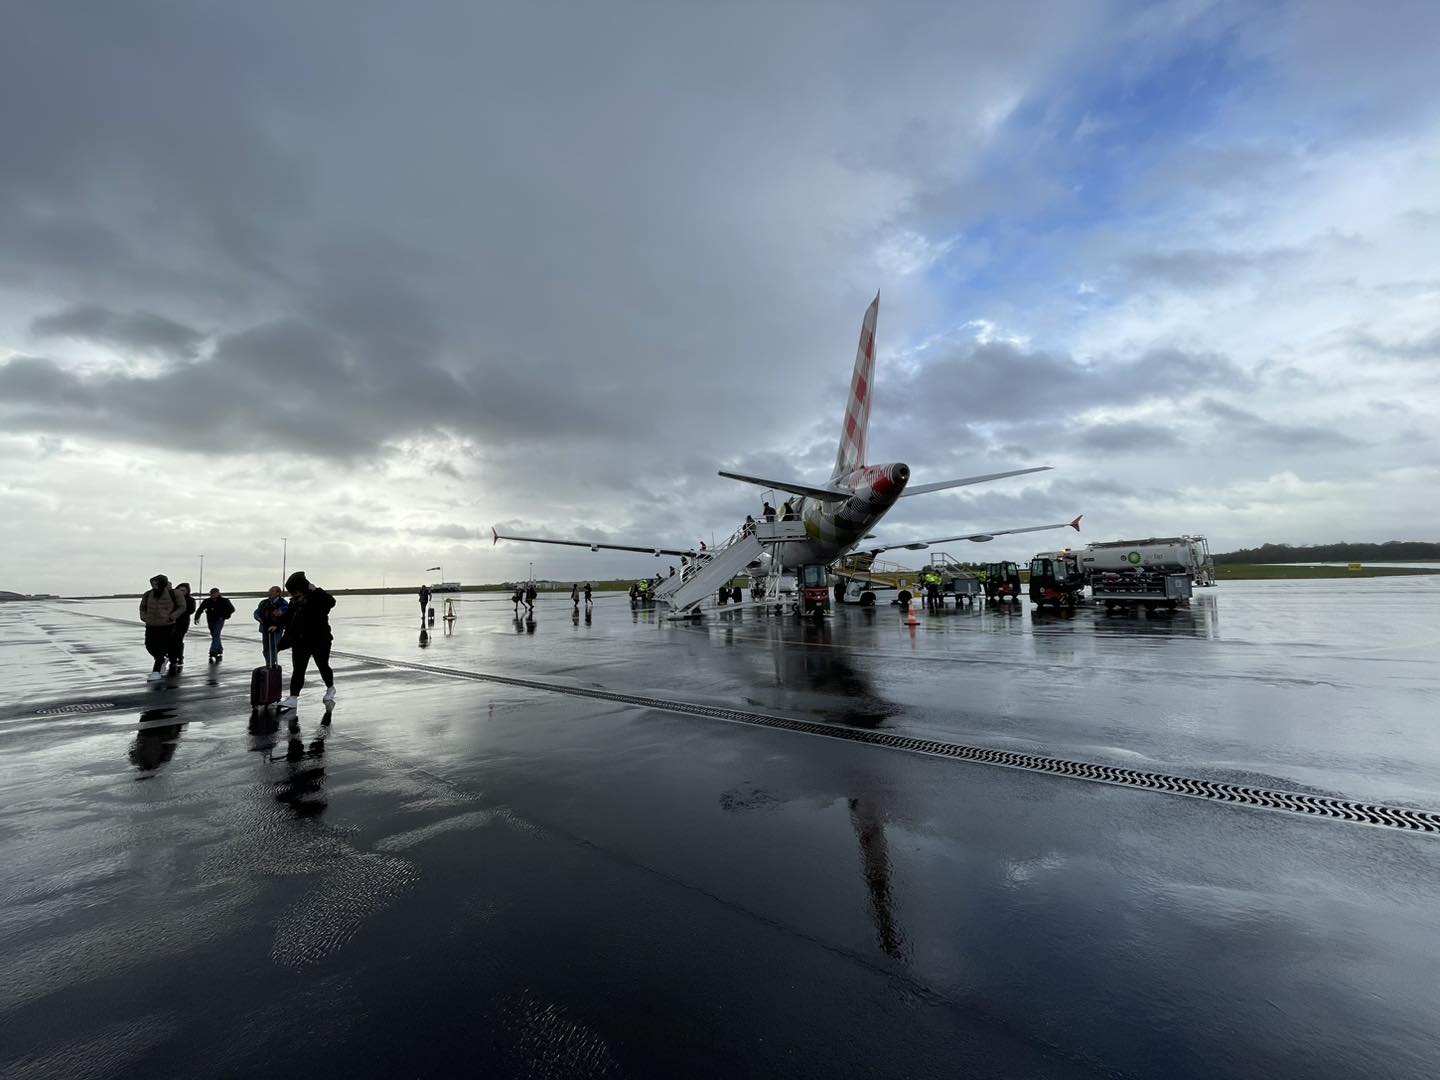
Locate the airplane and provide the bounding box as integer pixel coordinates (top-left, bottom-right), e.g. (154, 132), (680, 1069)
(492, 293), (1080, 599)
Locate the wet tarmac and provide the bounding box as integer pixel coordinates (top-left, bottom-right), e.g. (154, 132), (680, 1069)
(2, 578), (1439, 1078)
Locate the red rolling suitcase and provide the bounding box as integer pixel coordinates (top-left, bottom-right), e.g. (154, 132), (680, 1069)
(250, 664), (282, 711)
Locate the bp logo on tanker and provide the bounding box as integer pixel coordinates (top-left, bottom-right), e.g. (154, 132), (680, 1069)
(1126, 551), (1143, 565)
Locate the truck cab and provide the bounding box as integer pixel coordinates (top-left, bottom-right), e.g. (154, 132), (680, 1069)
(1029, 555), (1082, 609)
(982, 561), (1022, 603)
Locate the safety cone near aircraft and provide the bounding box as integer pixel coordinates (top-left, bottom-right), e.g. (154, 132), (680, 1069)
(493, 293), (1080, 615)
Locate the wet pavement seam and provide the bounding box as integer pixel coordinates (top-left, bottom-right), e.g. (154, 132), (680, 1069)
(59, 609), (1440, 836)
(327, 649), (1440, 837)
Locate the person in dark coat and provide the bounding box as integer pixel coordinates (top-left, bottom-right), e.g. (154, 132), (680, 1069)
(418, 585), (432, 622)
(583, 582), (593, 608)
(279, 571), (337, 711)
(254, 586), (288, 665)
(194, 587), (236, 661)
(524, 582), (537, 615)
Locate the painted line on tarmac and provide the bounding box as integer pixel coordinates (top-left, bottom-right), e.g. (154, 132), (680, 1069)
(58, 607), (1440, 836)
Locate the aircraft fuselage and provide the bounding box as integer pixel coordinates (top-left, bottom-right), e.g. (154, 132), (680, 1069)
(778, 462), (910, 570)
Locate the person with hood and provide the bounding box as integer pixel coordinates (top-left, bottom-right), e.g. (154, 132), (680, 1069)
(524, 582), (537, 615)
(194, 587), (236, 661)
(280, 570), (337, 711)
(167, 582), (197, 669)
(418, 584), (431, 622)
(254, 585), (289, 665)
(139, 574), (186, 680)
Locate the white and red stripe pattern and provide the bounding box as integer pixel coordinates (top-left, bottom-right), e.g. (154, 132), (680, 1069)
(832, 292), (879, 481)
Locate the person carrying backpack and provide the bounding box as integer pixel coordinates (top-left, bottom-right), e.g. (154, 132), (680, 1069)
(194, 587), (236, 661)
(167, 581), (197, 670)
(139, 574), (186, 681)
(280, 571), (337, 711)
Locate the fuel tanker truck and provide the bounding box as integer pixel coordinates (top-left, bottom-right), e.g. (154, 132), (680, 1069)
(1078, 535), (1214, 612)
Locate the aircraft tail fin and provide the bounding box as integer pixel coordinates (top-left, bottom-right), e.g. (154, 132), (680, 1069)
(832, 293), (879, 481)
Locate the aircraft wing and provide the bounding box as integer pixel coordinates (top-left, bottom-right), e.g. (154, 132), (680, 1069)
(716, 470), (852, 502)
(492, 527), (694, 558)
(863, 515), (1082, 554)
(900, 465), (1052, 496)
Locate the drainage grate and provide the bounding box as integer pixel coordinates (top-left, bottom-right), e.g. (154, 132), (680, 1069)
(34, 701), (118, 716)
(332, 649), (1440, 836)
(56, 612), (1440, 835)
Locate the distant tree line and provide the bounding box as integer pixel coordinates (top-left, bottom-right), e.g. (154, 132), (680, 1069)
(1214, 541), (1440, 564)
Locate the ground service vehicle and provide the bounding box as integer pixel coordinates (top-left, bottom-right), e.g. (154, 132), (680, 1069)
(1029, 555), (1083, 608)
(1089, 569), (1193, 612)
(982, 561), (1022, 603)
(798, 564), (831, 619)
(1080, 536), (1214, 586)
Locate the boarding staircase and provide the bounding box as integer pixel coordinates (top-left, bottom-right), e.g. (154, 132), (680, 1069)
(653, 525), (763, 613)
(653, 518), (809, 615)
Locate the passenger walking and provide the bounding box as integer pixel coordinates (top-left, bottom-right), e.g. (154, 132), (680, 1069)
(781, 499), (796, 520)
(139, 574), (186, 680)
(511, 586), (524, 616)
(761, 501), (776, 522)
(418, 584), (431, 622)
(254, 586), (288, 665)
(583, 582), (593, 607)
(744, 514), (756, 534)
(571, 583), (580, 608)
(280, 571), (336, 711)
(168, 582), (196, 669)
(194, 587), (236, 661)
(524, 582), (537, 615)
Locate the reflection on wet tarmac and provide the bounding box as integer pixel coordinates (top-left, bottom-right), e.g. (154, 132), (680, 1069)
(849, 796), (908, 963)
(128, 708), (184, 774)
(273, 723), (329, 818)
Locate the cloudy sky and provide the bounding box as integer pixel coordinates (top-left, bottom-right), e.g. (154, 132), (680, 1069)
(2, 1), (1437, 595)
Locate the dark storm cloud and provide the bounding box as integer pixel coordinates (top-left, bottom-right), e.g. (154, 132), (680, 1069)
(881, 340), (1245, 430)
(1074, 420), (1180, 451)
(1198, 399), (1364, 450)
(0, 1), (1128, 475)
(1347, 328), (1440, 362)
(1126, 246), (1302, 289)
(31, 305), (205, 360)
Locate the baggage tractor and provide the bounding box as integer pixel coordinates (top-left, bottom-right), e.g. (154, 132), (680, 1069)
(251, 664), (282, 711)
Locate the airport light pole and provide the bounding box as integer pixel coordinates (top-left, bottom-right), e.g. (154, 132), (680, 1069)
(281, 538), (288, 584)
(198, 554), (204, 594)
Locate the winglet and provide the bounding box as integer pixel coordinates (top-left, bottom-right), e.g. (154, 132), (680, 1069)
(491, 526), (499, 546)
(1069, 515), (1083, 532)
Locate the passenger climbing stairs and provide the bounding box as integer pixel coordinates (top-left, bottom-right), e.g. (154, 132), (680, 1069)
(652, 525), (764, 613)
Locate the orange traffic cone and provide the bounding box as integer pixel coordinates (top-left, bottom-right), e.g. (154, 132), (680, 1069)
(905, 598), (919, 626)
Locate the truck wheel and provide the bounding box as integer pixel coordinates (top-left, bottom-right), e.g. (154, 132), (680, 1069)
(897, 590), (912, 607)
(859, 592), (875, 607)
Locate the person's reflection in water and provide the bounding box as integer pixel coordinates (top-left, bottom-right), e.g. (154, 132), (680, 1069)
(273, 711), (330, 818)
(572, 607), (580, 626)
(525, 616), (537, 634)
(129, 709), (184, 774)
(849, 796), (909, 962)
(247, 708), (282, 758)
(419, 628), (430, 649)
(584, 606), (592, 625)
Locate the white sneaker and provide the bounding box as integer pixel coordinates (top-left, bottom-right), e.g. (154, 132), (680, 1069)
(146, 671), (163, 682)
(280, 696), (299, 711)
(322, 686), (336, 704)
